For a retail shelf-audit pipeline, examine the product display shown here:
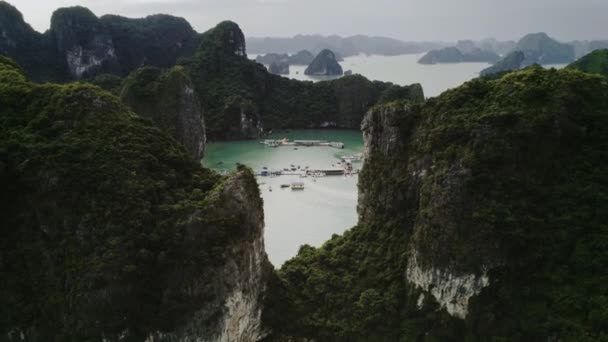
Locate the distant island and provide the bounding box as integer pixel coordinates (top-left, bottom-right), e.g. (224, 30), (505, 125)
(481, 32), (576, 76)
(268, 61), (290, 75)
(247, 34), (448, 58)
(304, 49), (343, 76)
(418, 46), (500, 64)
(255, 50), (314, 66)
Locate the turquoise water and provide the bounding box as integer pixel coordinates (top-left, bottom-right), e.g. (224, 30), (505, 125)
(203, 130), (364, 267)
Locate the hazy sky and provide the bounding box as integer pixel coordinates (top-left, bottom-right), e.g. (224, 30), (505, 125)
(7, 0), (608, 41)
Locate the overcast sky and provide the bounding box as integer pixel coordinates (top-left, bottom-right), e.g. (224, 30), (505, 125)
(7, 0), (608, 41)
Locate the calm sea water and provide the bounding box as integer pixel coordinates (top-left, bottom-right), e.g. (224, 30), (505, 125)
(203, 130), (364, 266)
(251, 53), (567, 98)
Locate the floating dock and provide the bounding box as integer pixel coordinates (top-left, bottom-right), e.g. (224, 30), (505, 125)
(255, 168), (358, 177)
(261, 138), (344, 149)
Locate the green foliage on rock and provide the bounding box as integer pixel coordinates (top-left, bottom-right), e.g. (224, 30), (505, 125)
(265, 66), (608, 342)
(568, 49), (608, 77)
(85, 73), (124, 95)
(120, 65), (206, 159)
(0, 2), (201, 82)
(179, 22), (424, 140)
(0, 58), (263, 340)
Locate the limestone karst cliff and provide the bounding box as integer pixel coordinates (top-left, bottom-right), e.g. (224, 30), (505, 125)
(265, 66), (608, 341)
(268, 61), (290, 75)
(120, 66), (206, 160)
(0, 5), (425, 141)
(182, 22), (424, 140)
(0, 1), (200, 82)
(0, 57), (271, 341)
(481, 33), (576, 76)
(304, 49), (343, 76)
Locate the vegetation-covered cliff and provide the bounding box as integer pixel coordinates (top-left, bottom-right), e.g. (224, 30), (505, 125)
(0, 57), (272, 341)
(0, 1), (200, 82)
(0, 5), (425, 141)
(265, 66), (608, 341)
(179, 21), (424, 140)
(120, 65), (206, 159)
(568, 49), (608, 77)
(304, 49), (343, 76)
(482, 33), (575, 76)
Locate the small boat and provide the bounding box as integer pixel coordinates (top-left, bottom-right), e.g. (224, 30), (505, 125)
(294, 148), (298, 150)
(283, 168), (289, 172)
(291, 167), (297, 171)
(280, 184), (290, 189)
(217, 161), (224, 165)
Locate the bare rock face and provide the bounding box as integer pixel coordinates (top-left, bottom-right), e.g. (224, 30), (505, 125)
(360, 100), (495, 320)
(146, 169), (272, 342)
(50, 6), (120, 79)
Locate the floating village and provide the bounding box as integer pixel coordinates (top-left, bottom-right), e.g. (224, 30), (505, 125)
(257, 138), (363, 191)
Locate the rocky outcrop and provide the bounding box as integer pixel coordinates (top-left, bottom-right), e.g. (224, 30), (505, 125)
(304, 49), (343, 76)
(224, 96), (263, 140)
(514, 32), (575, 64)
(272, 67), (608, 341)
(0, 58), (271, 342)
(287, 50), (314, 65)
(121, 66), (206, 159)
(567, 48), (608, 76)
(462, 47), (500, 63)
(0, 3), (201, 81)
(418, 47), (464, 64)
(255, 51), (313, 67)
(268, 61), (289, 75)
(418, 46), (499, 64)
(145, 169), (271, 342)
(480, 50), (526, 76)
(255, 53), (289, 66)
(50, 6), (120, 79)
(100, 14), (201, 75)
(482, 33), (575, 76)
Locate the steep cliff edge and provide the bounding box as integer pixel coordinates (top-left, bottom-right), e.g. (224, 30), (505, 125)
(0, 1), (200, 81)
(267, 66), (608, 341)
(121, 66), (206, 160)
(1, 5), (424, 141)
(182, 21), (424, 140)
(0, 58), (271, 341)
